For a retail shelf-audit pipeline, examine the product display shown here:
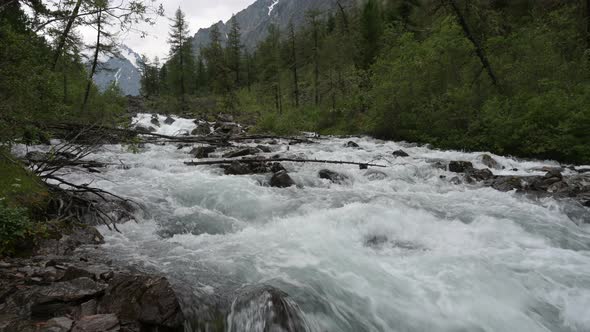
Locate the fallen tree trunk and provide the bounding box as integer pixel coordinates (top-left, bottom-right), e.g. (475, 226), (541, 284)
(184, 158), (387, 168)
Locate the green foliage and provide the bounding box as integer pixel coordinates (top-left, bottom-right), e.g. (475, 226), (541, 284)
(149, 0), (590, 164)
(0, 202), (44, 257)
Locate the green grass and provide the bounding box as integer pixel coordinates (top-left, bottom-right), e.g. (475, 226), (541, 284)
(0, 149), (49, 212)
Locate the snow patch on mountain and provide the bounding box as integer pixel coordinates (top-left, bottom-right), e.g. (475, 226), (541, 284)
(268, 0), (280, 15)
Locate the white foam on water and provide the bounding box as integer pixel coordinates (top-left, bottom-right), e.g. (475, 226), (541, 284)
(19, 116), (590, 331)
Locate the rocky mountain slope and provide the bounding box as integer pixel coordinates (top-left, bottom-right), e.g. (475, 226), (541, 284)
(92, 45), (143, 96)
(191, 0), (358, 54)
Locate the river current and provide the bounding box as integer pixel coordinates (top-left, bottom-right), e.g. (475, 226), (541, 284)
(33, 114), (590, 331)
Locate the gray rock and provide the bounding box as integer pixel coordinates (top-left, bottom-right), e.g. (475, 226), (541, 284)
(269, 162), (285, 173)
(97, 275), (184, 329)
(480, 154), (500, 169)
(72, 314), (119, 332)
(223, 161), (269, 175)
(449, 161), (473, 173)
(228, 285), (308, 332)
(270, 171), (295, 188)
(319, 169), (349, 184)
(189, 146), (216, 159)
(191, 124), (211, 136)
(345, 141), (359, 148)
(43, 317), (74, 332)
(466, 168), (494, 181)
(61, 266), (95, 282)
(164, 116), (175, 125)
(80, 299), (98, 317)
(392, 150), (409, 157)
(256, 145), (272, 153)
(150, 117), (160, 127)
(492, 176), (525, 192)
(449, 176), (462, 185)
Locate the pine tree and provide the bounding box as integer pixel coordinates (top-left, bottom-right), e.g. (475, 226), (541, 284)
(227, 16), (242, 87)
(167, 8), (190, 107)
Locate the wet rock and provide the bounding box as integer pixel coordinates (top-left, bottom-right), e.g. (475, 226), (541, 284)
(270, 171), (295, 188)
(256, 145), (272, 153)
(97, 275), (184, 330)
(466, 168), (494, 181)
(223, 147), (260, 158)
(190, 146), (216, 159)
(365, 235), (388, 247)
(43, 317), (74, 332)
(224, 161), (269, 175)
(319, 169), (349, 184)
(449, 161), (473, 173)
(191, 124), (210, 136)
(364, 169), (388, 180)
(228, 285), (308, 332)
(72, 314), (119, 332)
(345, 141), (359, 148)
(392, 150), (409, 157)
(80, 299), (98, 317)
(225, 161), (253, 175)
(215, 123), (241, 135)
(480, 154), (500, 169)
(150, 117), (160, 127)
(269, 162), (286, 173)
(163, 116), (175, 125)
(61, 266), (95, 282)
(492, 176), (524, 192)
(449, 176), (462, 185)
(134, 125), (156, 133)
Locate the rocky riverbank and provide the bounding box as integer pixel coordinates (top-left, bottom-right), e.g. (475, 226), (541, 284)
(0, 222), (185, 332)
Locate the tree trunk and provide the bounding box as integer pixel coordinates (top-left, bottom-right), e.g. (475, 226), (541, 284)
(289, 25), (299, 108)
(587, 0), (590, 55)
(313, 25), (319, 106)
(446, 0), (499, 88)
(82, 8), (101, 113)
(52, 0), (83, 70)
(336, 1), (349, 32)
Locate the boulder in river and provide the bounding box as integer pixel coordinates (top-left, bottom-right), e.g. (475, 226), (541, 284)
(224, 161), (269, 175)
(449, 161), (473, 173)
(164, 116), (175, 125)
(215, 122), (241, 135)
(392, 150), (409, 157)
(491, 176), (524, 192)
(223, 147), (260, 158)
(228, 285), (308, 332)
(270, 162), (286, 173)
(345, 141), (359, 148)
(134, 125), (156, 133)
(270, 171), (296, 188)
(191, 124), (211, 136)
(479, 154), (501, 169)
(256, 145), (272, 153)
(190, 146), (216, 159)
(465, 168), (494, 182)
(150, 116), (160, 127)
(319, 169), (349, 184)
(97, 274), (184, 330)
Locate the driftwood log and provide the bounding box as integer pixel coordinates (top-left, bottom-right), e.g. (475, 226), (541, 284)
(184, 158), (386, 169)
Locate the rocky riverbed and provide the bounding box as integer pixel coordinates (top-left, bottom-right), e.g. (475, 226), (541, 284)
(5, 113), (590, 332)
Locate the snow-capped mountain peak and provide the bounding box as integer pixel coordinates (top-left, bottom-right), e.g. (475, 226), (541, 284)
(92, 44), (143, 96)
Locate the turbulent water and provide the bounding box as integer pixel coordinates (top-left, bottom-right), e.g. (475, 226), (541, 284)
(26, 114), (590, 331)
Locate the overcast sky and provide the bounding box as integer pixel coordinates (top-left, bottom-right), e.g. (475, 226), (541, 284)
(78, 0), (256, 60)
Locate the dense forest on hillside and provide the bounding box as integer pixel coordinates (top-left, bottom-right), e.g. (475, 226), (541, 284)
(141, 0), (590, 164)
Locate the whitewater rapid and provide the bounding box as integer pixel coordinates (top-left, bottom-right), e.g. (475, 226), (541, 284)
(38, 115), (590, 331)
